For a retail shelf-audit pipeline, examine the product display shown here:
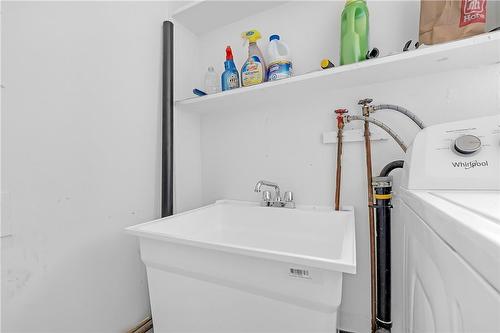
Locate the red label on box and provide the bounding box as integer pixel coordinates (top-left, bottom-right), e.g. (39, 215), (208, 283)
(460, 0), (487, 27)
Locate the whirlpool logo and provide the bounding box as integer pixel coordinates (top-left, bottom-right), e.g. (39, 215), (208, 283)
(451, 160), (489, 169)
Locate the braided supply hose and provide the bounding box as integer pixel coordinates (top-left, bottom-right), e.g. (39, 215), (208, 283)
(372, 104), (426, 129)
(345, 115), (408, 152)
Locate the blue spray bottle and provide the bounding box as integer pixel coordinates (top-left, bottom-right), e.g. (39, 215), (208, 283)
(221, 46), (240, 91)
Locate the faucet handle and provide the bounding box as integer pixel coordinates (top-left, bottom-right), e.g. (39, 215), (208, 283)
(284, 191), (294, 203)
(262, 190), (271, 202)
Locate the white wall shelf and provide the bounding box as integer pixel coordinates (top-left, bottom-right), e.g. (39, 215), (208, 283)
(172, 1), (288, 36)
(176, 32), (500, 114)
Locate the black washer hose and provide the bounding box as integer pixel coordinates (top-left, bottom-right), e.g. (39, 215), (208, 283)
(379, 160), (404, 177)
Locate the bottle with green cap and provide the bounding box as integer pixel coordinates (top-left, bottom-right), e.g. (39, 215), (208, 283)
(340, 0), (369, 65)
(241, 30), (267, 87)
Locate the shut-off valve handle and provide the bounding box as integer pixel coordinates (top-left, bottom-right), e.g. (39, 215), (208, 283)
(335, 109), (349, 129)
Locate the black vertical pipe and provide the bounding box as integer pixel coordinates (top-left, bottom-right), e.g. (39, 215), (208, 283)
(373, 176), (393, 331)
(161, 21), (174, 218)
(373, 161), (404, 331)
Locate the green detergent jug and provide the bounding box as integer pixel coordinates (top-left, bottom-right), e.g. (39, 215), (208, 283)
(340, 0), (369, 65)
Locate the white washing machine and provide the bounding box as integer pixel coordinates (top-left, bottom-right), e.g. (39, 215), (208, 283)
(394, 115), (500, 332)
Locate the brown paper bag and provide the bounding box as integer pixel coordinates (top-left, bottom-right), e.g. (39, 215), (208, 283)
(419, 0), (487, 45)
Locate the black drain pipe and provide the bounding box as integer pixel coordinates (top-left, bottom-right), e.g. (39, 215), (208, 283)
(373, 160), (404, 332)
(136, 20), (174, 333)
(380, 160), (404, 178)
(161, 21), (174, 218)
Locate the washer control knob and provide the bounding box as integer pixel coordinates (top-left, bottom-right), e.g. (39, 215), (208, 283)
(454, 135), (481, 155)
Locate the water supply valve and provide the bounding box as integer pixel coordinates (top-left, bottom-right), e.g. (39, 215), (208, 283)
(358, 98), (374, 116)
(335, 109), (349, 129)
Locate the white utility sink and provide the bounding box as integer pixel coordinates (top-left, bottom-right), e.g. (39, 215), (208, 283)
(126, 200), (356, 332)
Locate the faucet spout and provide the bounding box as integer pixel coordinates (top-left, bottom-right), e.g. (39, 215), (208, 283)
(254, 180), (280, 196)
(254, 180), (294, 208)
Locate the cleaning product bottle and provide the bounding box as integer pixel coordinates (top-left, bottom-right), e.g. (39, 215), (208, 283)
(240, 30), (266, 87)
(204, 66), (219, 94)
(266, 34), (292, 81)
(340, 0), (369, 65)
(221, 46), (240, 91)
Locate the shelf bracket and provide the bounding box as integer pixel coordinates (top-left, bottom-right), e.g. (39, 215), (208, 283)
(323, 127), (390, 144)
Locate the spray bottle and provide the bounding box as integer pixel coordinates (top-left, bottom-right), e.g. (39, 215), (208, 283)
(240, 30), (266, 87)
(221, 46), (240, 91)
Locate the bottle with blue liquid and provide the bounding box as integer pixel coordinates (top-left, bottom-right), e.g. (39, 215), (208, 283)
(221, 46), (240, 91)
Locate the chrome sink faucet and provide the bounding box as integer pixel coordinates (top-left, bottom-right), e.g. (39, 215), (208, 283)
(254, 180), (295, 208)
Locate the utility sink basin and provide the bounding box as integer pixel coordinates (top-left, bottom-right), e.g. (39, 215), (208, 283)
(126, 200), (356, 332)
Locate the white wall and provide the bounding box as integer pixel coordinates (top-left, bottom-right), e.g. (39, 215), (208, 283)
(173, 1), (500, 332)
(487, 0), (500, 30)
(1, 2), (173, 332)
(1, 1), (499, 333)
(0, 1), (3, 330)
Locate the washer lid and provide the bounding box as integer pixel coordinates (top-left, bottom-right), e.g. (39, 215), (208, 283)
(429, 191), (500, 224)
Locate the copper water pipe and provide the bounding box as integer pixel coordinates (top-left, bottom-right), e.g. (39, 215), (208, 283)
(334, 109), (348, 211)
(127, 317), (153, 333)
(359, 98), (377, 332)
